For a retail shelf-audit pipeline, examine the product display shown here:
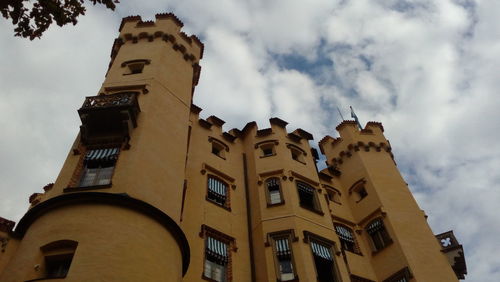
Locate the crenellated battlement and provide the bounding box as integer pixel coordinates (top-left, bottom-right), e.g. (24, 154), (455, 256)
(320, 120), (392, 167)
(108, 13), (204, 83)
(117, 13), (204, 60)
(189, 104), (318, 147)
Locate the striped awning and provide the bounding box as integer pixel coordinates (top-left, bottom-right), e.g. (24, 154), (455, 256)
(335, 225), (355, 243)
(297, 182), (314, 194)
(275, 238), (291, 257)
(366, 219), (384, 234)
(208, 177), (227, 196)
(311, 241), (333, 261)
(206, 236), (228, 263)
(84, 148), (119, 162)
(266, 178), (280, 188)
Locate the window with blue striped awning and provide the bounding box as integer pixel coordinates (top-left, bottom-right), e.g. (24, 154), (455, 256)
(366, 219), (384, 234)
(206, 236), (228, 264)
(84, 148), (120, 163)
(275, 238), (291, 258)
(208, 176), (227, 196)
(296, 181), (314, 194)
(335, 225), (355, 243)
(311, 241), (333, 261)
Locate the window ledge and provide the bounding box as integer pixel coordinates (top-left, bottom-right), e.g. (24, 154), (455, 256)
(205, 197), (232, 212)
(267, 201), (285, 208)
(371, 239), (394, 256)
(299, 205), (324, 216)
(25, 276), (67, 281)
(292, 159), (306, 165)
(260, 154), (276, 158)
(277, 276), (299, 282)
(63, 184), (112, 193)
(202, 274), (224, 282)
(212, 153), (226, 160)
(345, 249), (363, 256)
(355, 196), (367, 203)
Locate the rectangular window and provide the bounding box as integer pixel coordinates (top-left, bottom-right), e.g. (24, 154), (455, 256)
(325, 187), (341, 204)
(207, 176), (228, 207)
(296, 181), (322, 213)
(260, 143), (276, 157)
(310, 240), (339, 282)
(266, 178), (283, 205)
(40, 240), (78, 280)
(204, 236), (228, 282)
(366, 218), (392, 251)
(272, 236), (296, 281)
(334, 225), (360, 254)
(45, 254), (73, 278)
(383, 267), (412, 282)
(79, 148), (119, 187)
(200, 226), (234, 282)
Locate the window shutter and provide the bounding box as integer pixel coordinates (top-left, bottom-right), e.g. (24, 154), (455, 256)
(366, 219), (384, 235)
(335, 225), (355, 243)
(311, 241), (333, 261)
(206, 236), (228, 264)
(84, 148), (120, 162)
(275, 238), (291, 258)
(297, 182), (314, 194)
(208, 177), (227, 197)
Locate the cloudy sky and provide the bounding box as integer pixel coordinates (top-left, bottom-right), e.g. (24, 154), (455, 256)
(1, 0), (499, 280)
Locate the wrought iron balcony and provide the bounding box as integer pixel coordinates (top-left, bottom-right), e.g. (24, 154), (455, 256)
(78, 92), (140, 145)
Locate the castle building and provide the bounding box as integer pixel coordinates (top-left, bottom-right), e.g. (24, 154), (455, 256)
(0, 13), (466, 282)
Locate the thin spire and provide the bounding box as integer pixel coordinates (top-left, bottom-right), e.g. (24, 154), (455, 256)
(336, 106), (345, 121)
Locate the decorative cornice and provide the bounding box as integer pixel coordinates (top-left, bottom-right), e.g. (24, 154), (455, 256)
(257, 169), (286, 185)
(330, 141), (393, 167)
(14, 192), (190, 275)
(208, 136), (229, 152)
(286, 143), (307, 156)
(201, 163), (236, 188)
(289, 171), (319, 187)
(0, 217), (15, 233)
(254, 139), (279, 149)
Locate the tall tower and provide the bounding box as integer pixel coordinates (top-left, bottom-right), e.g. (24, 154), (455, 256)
(0, 14), (203, 281)
(318, 121), (461, 281)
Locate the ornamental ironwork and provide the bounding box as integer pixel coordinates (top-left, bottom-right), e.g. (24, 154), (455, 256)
(80, 92), (137, 110)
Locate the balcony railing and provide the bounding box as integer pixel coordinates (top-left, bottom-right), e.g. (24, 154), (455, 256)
(78, 92), (141, 145)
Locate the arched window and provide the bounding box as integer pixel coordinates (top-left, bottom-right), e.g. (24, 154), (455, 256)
(265, 177), (283, 206)
(366, 218), (392, 251)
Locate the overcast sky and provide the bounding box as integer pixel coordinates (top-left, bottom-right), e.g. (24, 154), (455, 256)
(1, 0), (499, 281)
